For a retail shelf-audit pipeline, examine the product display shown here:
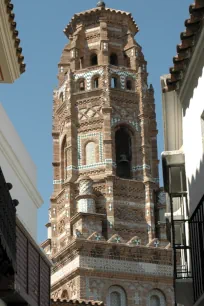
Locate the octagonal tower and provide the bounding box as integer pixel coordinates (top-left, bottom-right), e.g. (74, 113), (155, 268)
(42, 2), (173, 305)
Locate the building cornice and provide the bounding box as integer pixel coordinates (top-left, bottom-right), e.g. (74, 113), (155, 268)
(0, 0), (25, 83)
(179, 23), (204, 104)
(163, 0), (204, 93)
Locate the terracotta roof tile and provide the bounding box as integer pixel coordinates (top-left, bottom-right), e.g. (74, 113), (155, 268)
(163, 0), (204, 92)
(4, 0), (26, 74)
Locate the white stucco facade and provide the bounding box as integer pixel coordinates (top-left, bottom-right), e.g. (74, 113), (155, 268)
(182, 67), (204, 216)
(0, 103), (43, 240)
(161, 22), (204, 306)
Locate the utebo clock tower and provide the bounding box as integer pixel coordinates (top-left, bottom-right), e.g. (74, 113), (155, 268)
(42, 2), (174, 305)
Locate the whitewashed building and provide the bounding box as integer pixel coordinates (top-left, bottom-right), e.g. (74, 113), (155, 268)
(161, 0), (204, 305)
(0, 2), (51, 306)
(0, 103), (43, 239)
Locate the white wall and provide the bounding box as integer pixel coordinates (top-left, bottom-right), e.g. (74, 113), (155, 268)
(161, 78), (183, 152)
(0, 103), (43, 240)
(183, 66), (204, 216)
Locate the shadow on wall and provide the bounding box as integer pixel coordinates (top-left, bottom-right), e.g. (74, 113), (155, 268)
(188, 152), (204, 217)
(182, 55), (204, 117)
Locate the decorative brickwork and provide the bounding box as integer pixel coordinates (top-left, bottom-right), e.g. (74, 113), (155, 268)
(43, 2), (173, 305)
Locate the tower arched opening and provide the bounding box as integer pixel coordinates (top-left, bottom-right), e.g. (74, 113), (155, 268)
(126, 79), (132, 90)
(92, 75), (100, 89)
(90, 53), (98, 66)
(78, 79), (85, 92)
(107, 286), (127, 306)
(111, 75), (120, 89)
(115, 126), (132, 179)
(110, 53), (118, 66)
(61, 136), (67, 181)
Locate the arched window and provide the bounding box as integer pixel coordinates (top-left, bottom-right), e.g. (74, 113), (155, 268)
(90, 53), (98, 66)
(111, 76), (119, 89)
(85, 142), (96, 165)
(61, 137), (67, 181)
(80, 57), (84, 69)
(147, 290), (166, 306)
(126, 79), (132, 90)
(115, 126), (132, 179)
(110, 53), (118, 66)
(93, 76), (99, 89)
(107, 286), (126, 306)
(61, 290), (68, 300)
(124, 53), (130, 68)
(110, 292), (121, 306)
(59, 92), (64, 102)
(79, 80), (85, 91)
(150, 296), (160, 306)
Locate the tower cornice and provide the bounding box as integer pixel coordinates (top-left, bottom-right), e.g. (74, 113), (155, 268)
(64, 6), (139, 39)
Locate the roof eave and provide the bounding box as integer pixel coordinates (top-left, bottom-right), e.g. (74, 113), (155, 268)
(0, 0), (25, 83)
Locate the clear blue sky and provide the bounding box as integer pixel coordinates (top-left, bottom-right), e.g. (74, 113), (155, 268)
(0, 0), (192, 243)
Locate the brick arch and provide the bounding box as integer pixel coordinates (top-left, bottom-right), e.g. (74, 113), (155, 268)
(61, 289), (69, 300)
(81, 139), (100, 166)
(112, 123), (137, 177)
(76, 77), (86, 92)
(106, 285), (127, 306)
(91, 73), (101, 89)
(147, 289), (166, 306)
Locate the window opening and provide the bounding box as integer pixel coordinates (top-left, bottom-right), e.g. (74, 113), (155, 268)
(91, 53), (98, 66)
(126, 80), (132, 90)
(80, 57), (84, 69)
(110, 53), (118, 66)
(111, 77), (118, 89)
(150, 295), (160, 306)
(110, 292), (121, 306)
(61, 138), (67, 181)
(59, 92), (64, 102)
(79, 80), (85, 91)
(115, 126), (132, 179)
(94, 78), (99, 89)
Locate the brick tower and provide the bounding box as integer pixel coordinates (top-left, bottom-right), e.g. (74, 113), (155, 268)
(42, 2), (174, 305)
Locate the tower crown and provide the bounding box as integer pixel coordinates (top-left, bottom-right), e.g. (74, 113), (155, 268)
(64, 4), (139, 39)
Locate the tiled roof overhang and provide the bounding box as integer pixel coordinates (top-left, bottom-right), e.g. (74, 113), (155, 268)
(64, 6), (139, 38)
(0, 0), (25, 83)
(51, 299), (104, 305)
(5, 0), (25, 74)
(163, 0), (204, 93)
